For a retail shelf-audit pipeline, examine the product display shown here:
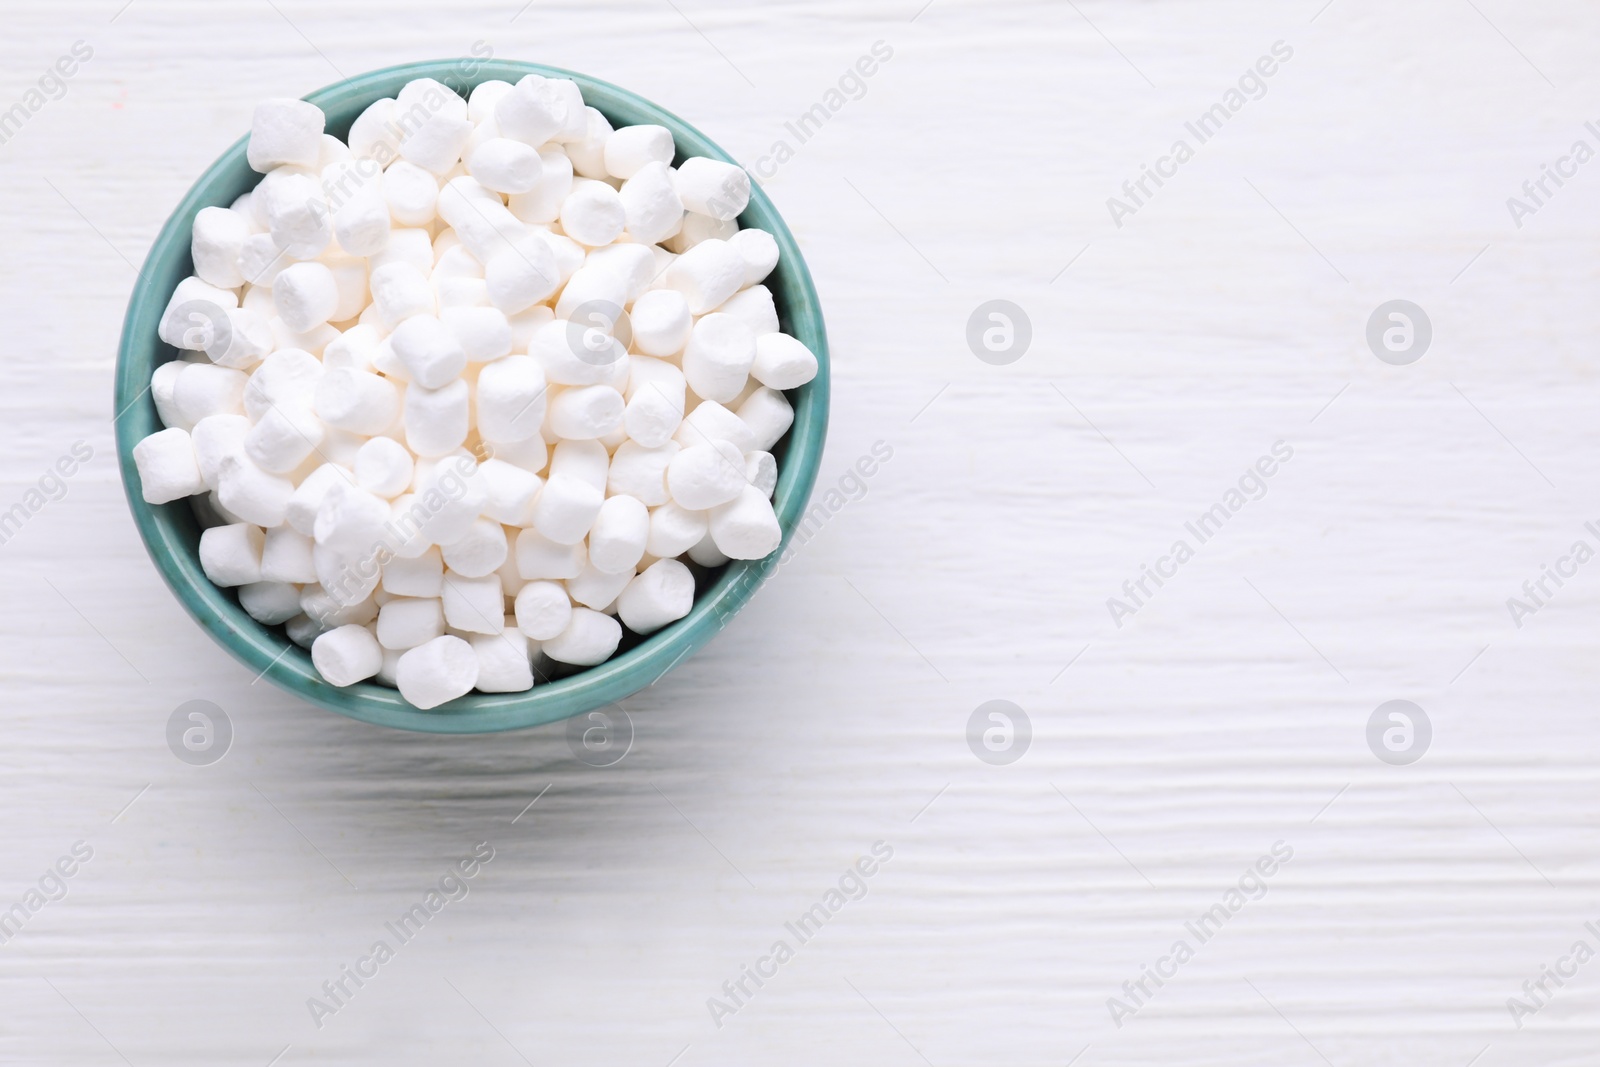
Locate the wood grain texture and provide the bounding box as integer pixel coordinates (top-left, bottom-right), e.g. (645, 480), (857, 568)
(2, 0), (1600, 1063)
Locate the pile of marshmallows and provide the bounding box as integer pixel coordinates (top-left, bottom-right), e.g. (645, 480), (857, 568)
(131, 75), (818, 709)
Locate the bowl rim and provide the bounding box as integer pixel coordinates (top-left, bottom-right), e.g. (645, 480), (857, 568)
(114, 58), (829, 734)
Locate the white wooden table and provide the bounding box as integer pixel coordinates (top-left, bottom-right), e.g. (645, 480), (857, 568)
(3, 0), (1599, 1063)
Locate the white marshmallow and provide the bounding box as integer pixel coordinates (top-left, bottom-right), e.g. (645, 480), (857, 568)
(532, 474), (604, 545)
(191, 414), (250, 489)
(438, 176), (527, 262)
(442, 306), (512, 362)
(588, 494), (649, 575)
(273, 262), (339, 333)
(607, 441), (678, 506)
(133, 427), (204, 504)
(727, 227), (779, 287)
(566, 560), (633, 610)
(390, 315), (466, 388)
(478, 458), (543, 525)
(495, 74), (569, 147)
(440, 518), (508, 578)
(244, 402), (324, 474)
(484, 232), (561, 313)
(269, 316), (338, 357)
(368, 228), (435, 277)
(206, 307), (273, 370)
(467, 80), (514, 123)
(549, 439), (609, 489)
(381, 547), (442, 598)
(469, 137), (541, 194)
(247, 98), (325, 172)
(508, 146), (572, 223)
(541, 607), (621, 666)
(152, 362), (189, 429)
(239, 581), (303, 625)
(244, 349), (322, 419)
(513, 580), (572, 640)
(173, 364), (248, 427)
(585, 243), (657, 302)
(383, 161), (440, 226)
(408, 456), (487, 545)
(664, 211), (738, 253)
(395, 79), (472, 175)
(624, 358), (687, 448)
(160, 277), (240, 350)
(369, 261), (436, 328)
(529, 319), (626, 386)
(472, 627), (534, 692)
(687, 531), (730, 568)
(301, 584), (378, 627)
(559, 180), (626, 247)
(314, 482), (391, 555)
(515, 527), (586, 580)
(549, 81), (590, 143)
(192, 206), (251, 288)
(442, 572), (504, 634)
(616, 558), (695, 634)
(258, 170), (331, 259)
(554, 264), (631, 325)
(710, 486), (782, 560)
(237, 232), (290, 288)
(737, 386), (795, 452)
(376, 596), (445, 650)
(476, 355), (547, 442)
(751, 331), (818, 390)
(717, 284), (780, 336)
(674, 156), (750, 220)
(199, 523), (264, 586)
(745, 450), (777, 497)
(324, 257), (371, 321)
(286, 463), (354, 536)
(262, 525), (318, 583)
(312, 624), (385, 687)
(404, 379), (469, 457)
(674, 400), (757, 453)
(353, 435), (414, 497)
(665, 239), (746, 314)
(682, 313), (756, 403)
(316, 369), (400, 436)
(395, 635), (478, 708)
(646, 502), (709, 558)
(348, 97), (401, 164)
(605, 124), (674, 180)
(618, 160), (685, 245)
(484, 431), (547, 473)
(630, 289), (693, 357)
(323, 324), (384, 373)
(285, 612), (327, 649)
(667, 440), (746, 510)
(548, 385), (625, 440)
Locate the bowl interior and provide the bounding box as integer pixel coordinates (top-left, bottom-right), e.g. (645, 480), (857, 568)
(115, 59), (829, 733)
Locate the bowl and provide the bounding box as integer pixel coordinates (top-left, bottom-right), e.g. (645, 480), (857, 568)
(114, 59), (829, 734)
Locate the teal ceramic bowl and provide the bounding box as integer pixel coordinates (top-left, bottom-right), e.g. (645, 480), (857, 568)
(115, 59), (829, 734)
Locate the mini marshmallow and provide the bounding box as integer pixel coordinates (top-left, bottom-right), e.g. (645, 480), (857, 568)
(286, 463), (354, 536)
(134, 427), (205, 504)
(247, 98), (325, 172)
(442, 573), (504, 634)
(301, 584), (378, 628)
(549, 439), (609, 490)
(476, 355), (548, 442)
(191, 414), (250, 489)
(646, 502), (709, 558)
(469, 137), (542, 194)
(348, 98), (400, 164)
(312, 624), (385, 686)
(262, 525), (318, 583)
(273, 262), (339, 333)
(496, 74), (569, 147)
(479, 458), (543, 525)
(244, 349), (322, 418)
(529, 319), (626, 386)
(383, 547), (443, 597)
(440, 519), (508, 578)
(548, 384), (625, 440)
(206, 307), (274, 370)
(353, 436), (414, 497)
(682, 313), (757, 403)
(532, 474), (604, 545)
(438, 177), (527, 262)
(369, 228), (436, 277)
(484, 430), (548, 473)
(395, 79), (472, 175)
(314, 482), (392, 554)
(173, 364), (248, 428)
(674, 156), (751, 220)
(269, 316), (339, 357)
(605, 124), (674, 180)
(737, 387), (795, 452)
(745, 450), (777, 497)
(192, 207), (251, 288)
(257, 170), (331, 259)
(384, 161), (440, 226)
(687, 531), (730, 568)
(323, 257), (371, 321)
(514, 580), (572, 640)
(588, 495), (650, 575)
(410, 456), (488, 545)
(160, 277), (240, 350)
(608, 441), (679, 507)
(619, 161), (685, 246)
(564, 107), (614, 178)
(559, 180), (626, 247)
(727, 227), (779, 287)
(404, 379), (469, 457)
(616, 558), (694, 634)
(285, 612), (327, 649)
(709, 486), (782, 560)
(515, 527), (586, 580)
(630, 289), (693, 357)
(541, 607), (622, 666)
(369, 261), (436, 328)
(485, 232), (561, 314)
(239, 581), (303, 625)
(323, 324), (384, 373)
(508, 146), (573, 224)
(199, 523), (264, 587)
(553, 264), (631, 325)
(667, 440), (747, 510)
(624, 358), (687, 448)
(467, 80), (515, 123)
(664, 211), (738, 253)
(152, 362), (189, 429)
(376, 596), (445, 650)
(585, 243), (657, 301)
(717, 285), (780, 336)
(665, 239), (746, 314)
(441, 306), (512, 363)
(566, 560), (634, 610)
(751, 332), (818, 389)
(244, 402), (324, 473)
(674, 400), (757, 453)
(395, 635), (479, 708)
(390, 315), (466, 389)
(316, 369), (400, 436)
(472, 627), (534, 692)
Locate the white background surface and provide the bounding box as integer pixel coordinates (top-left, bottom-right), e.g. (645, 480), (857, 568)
(3, 0), (1600, 1063)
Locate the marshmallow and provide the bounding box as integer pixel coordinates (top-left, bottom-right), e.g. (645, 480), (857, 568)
(369, 261), (436, 328)
(262, 525), (318, 583)
(476, 355), (547, 442)
(409, 456), (487, 545)
(616, 558), (695, 634)
(588, 495), (650, 575)
(258, 170), (331, 259)
(467, 80), (515, 123)
(440, 519), (508, 578)
(383, 161), (440, 226)
(301, 584), (378, 627)
(624, 358), (687, 448)
(324, 257), (371, 322)
(717, 284), (780, 336)
(674, 399), (757, 453)
(513, 580), (572, 640)
(198, 523), (264, 587)
(442, 572), (504, 634)
(541, 607), (622, 666)
(312, 624), (385, 686)
(687, 532), (730, 568)
(244, 402), (324, 474)
(376, 596), (445, 650)
(484, 430), (547, 472)
(353, 436), (414, 497)
(192, 206), (251, 288)
(682, 313), (757, 403)
(548, 384), (625, 440)
(316, 368), (401, 435)
(646, 502), (709, 558)
(439, 177), (527, 261)
(619, 161), (685, 245)
(273, 262), (339, 333)
(390, 315), (467, 388)
(286, 463), (353, 536)
(630, 289), (693, 357)
(369, 228), (435, 277)
(508, 146), (572, 224)
(469, 137), (542, 194)
(751, 332), (818, 389)
(549, 439), (609, 489)
(348, 98), (401, 165)
(727, 227), (779, 287)
(152, 362), (189, 429)
(383, 547), (443, 597)
(206, 307), (274, 370)
(239, 581), (303, 625)
(191, 414), (250, 489)
(479, 458), (543, 525)
(607, 438), (677, 505)
(667, 440), (746, 511)
(664, 211), (738, 253)
(160, 277), (240, 350)
(314, 482), (391, 555)
(404, 379), (469, 457)
(585, 243), (657, 301)
(269, 316), (339, 357)
(532, 474), (604, 545)
(395, 79), (473, 175)
(323, 326), (382, 375)
(549, 81), (590, 143)
(745, 450), (777, 497)
(563, 106), (613, 177)
(285, 612), (327, 649)
(559, 180), (626, 247)
(554, 264), (631, 325)
(484, 232), (561, 313)
(441, 306), (512, 363)
(395, 635), (478, 708)
(529, 319), (626, 386)
(710, 486), (782, 559)
(515, 527), (586, 580)
(665, 239), (746, 314)
(566, 560), (633, 610)
(237, 233), (290, 288)
(472, 627), (534, 692)
(605, 124), (674, 180)
(495, 74), (569, 147)
(244, 349), (322, 419)
(247, 98), (325, 172)
(133, 427), (205, 503)
(674, 156), (750, 220)
(737, 386), (795, 452)
(174, 364), (249, 427)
